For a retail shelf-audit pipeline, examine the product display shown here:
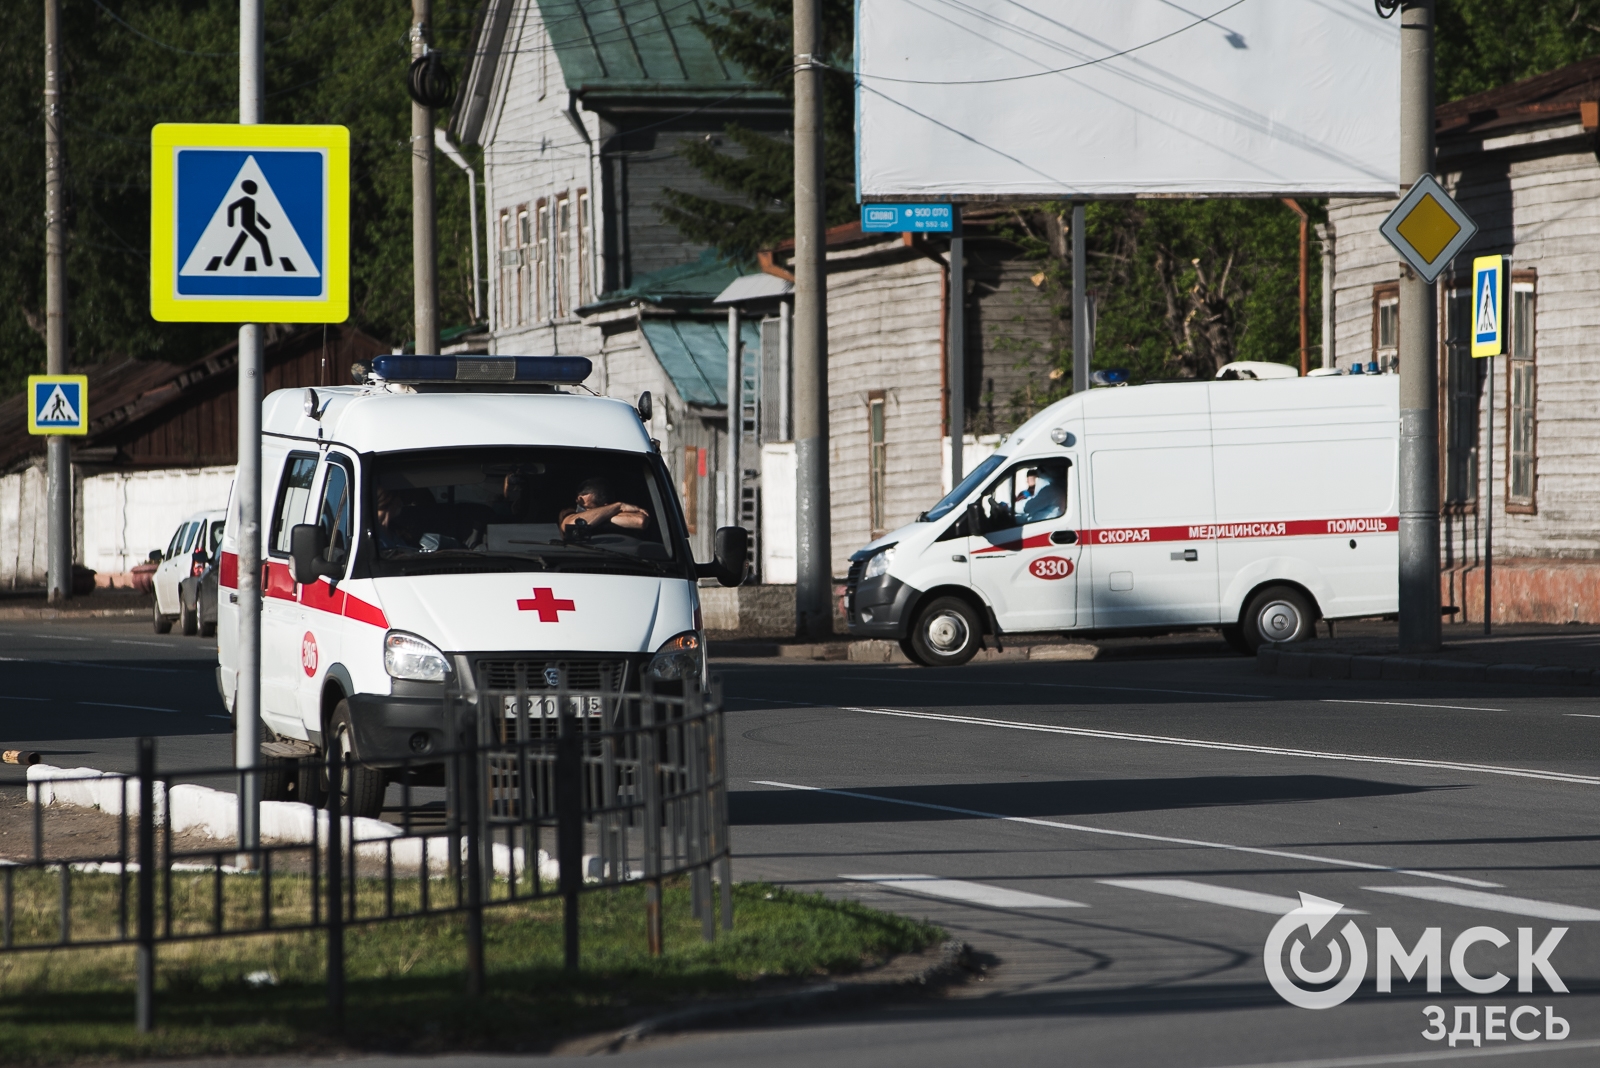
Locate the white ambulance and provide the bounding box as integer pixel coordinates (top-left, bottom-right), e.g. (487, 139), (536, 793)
(846, 374), (1399, 665)
(216, 355), (746, 817)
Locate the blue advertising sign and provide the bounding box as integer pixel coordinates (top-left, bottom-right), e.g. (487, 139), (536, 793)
(860, 203), (953, 232)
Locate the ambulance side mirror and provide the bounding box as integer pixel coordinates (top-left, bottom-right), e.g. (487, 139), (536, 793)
(697, 526), (748, 587)
(289, 524), (340, 585)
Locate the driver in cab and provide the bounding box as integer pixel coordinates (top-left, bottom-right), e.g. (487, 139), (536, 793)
(559, 477), (650, 536)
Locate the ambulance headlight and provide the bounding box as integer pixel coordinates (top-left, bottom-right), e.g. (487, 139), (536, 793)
(648, 631), (703, 681)
(862, 545), (896, 580)
(384, 631), (449, 683)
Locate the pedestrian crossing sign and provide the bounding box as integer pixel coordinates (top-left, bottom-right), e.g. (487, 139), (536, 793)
(27, 375), (88, 436)
(150, 123), (348, 323)
(1471, 254), (1505, 358)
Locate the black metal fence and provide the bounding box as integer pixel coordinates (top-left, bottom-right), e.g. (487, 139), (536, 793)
(1, 676), (731, 1031)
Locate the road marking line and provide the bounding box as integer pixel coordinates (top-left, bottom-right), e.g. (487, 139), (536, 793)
(108, 639), (175, 648)
(0, 695), (48, 701)
(1362, 885), (1600, 921)
(840, 874), (1086, 909)
(1206, 1036), (1600, 1067)
(751, 780), (1500, 888)
(838, 705), (1600, 787)
(79, 701), (182, 713)
(1320, 699), (1506, 712)
(1099, 878), (1363, 915)
(1565, 713), (1600, 719)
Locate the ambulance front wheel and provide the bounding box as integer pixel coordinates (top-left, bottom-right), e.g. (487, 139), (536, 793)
(1241, 586), (1315, 651)
(330, 701), (386, 820)
(908, 596), (983, 667)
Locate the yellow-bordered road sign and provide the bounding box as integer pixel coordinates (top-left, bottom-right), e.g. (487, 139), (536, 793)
(27, 375), (88, 435)
(1379, 173), (1478, 284)
(150, 123), (349, 323)
(1471, 255), (1506, 358)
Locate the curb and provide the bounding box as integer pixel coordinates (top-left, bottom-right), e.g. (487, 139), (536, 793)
(710, 639), (1100, 663)
(0, 605), (147, 621)
(574, 940), (973, 1053)
(1256, 645), (1599, 687)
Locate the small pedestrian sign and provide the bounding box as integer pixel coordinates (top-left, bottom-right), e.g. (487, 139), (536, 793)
(150, 123), (349, 323)
(1378, 173), (1478, 284)
(27, 375), (88, 436)
(1472, 255), (1505, 358)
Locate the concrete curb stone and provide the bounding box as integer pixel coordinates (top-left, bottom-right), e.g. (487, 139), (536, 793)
(575, 940), (974, 1054)
(1421, 660), (1487, 683)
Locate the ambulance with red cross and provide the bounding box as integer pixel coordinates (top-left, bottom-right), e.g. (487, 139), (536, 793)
(216, 355), (746, 817)
(846, 374), (1399, 666)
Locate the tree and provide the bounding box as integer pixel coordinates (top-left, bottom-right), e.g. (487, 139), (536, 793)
(658, 0), (856, 261)
(1437, 0), (1600, 100)
(0, 0), (479, 399)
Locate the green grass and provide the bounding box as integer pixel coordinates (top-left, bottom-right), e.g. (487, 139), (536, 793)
(0, 871), (942, 1063)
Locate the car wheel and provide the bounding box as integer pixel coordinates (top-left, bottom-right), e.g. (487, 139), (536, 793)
(179, 597), (198, 636)
(1241, 586), (1316, 652)
(907, 596), (983, 667)
(199, 618), (217, 638)
(1220, 625), (1252, 657)
(330, 700), (385, 819)
(151, 596), (172, 634)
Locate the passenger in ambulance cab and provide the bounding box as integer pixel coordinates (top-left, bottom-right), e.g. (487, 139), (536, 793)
(373, 487), (421, 552)
(1018, 468), (1066, 524)
(559, 477), (650, 536)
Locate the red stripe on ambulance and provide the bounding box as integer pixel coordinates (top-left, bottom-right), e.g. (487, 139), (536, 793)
(218, 551), (389, 628)
(1082, 516), (1396, 545)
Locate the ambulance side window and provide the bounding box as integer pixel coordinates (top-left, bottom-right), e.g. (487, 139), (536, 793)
(982, 460), (1071, 530)
(316, 460), (355, 570)
(269, 454), (320, 557)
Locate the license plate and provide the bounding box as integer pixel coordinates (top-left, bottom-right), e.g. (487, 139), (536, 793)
(503, 694), (603, 718)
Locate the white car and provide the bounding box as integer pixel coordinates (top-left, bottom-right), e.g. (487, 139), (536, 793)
(152, 510), (226, 634)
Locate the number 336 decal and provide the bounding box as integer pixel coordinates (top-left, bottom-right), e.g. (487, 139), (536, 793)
(1029, 556), (1074, 580)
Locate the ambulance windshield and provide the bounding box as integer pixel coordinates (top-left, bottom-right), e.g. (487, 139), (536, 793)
(922, 453), (1007, 521)
(366, 447), (679, 577)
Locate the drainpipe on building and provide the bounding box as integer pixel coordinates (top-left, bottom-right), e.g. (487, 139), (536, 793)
(1316, 223), (1334, 369)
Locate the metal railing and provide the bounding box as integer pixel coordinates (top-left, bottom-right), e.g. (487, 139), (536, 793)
(0, 676), (730, 1031)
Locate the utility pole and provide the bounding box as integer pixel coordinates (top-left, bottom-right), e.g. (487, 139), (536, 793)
(947, 206), (964, 484)
(43, 0), (71, 605)
(1071, 203), (1089, 393)
(413, 0), (439, 356)
(1398, 0), (1440, 652)
(235, 0), (265, 858)
(792, 0), (831, 638)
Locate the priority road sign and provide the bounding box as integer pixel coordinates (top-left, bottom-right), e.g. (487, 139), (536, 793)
(150, 123), (349, 323)
(861, 203), (953, 232)
(1378, 173), (1478, 284)
(27, 375), (88, 436)
(1472, 255), (1505, 358)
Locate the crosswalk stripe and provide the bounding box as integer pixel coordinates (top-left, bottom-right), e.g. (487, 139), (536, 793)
(840, 874), (1086, 909)
(1362, 885), (1600, 921)
(1100, 878), (1364, 915)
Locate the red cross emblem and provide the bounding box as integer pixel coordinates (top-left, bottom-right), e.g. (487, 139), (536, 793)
(517, 587), (575, 622)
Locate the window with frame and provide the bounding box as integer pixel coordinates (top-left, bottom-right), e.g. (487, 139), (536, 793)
(1373, 284), (1398, 372)
(1507, 276), (1536, 511)
(315, 460), (355, 572)
(269, 454), (320, 556)
(555, 194), (571, 317)
(497, 210), (514, 327)
(577, 189), (592, 306)
(868, 392), (887, 536)
(681, 445), (698, 535)
(535, 200), (550, 321)
(1441, 281), (1482, 508)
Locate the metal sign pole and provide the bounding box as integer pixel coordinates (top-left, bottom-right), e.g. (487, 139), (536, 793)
(235, 0), (264, 858)
(1484, 348), (1493, 635)
(1071, 202), (1089, 393)
(947, 206), (964, 484)
(413, 0), (439, 357)
(44, 0), (72, 605)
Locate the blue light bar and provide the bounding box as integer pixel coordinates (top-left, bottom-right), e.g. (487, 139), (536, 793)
(1090, 368), (1131, 386)
(370, 355), (593, 384)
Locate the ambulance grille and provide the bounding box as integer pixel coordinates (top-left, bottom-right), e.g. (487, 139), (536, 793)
(476, 659), (627, 693)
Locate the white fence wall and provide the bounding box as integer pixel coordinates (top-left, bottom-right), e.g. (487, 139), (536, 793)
(0, 465), (51, 589)
(80, 466), (235, 581)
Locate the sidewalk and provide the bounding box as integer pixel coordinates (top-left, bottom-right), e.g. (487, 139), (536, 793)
(1256, 620), (1600, 686)
(0, 589), (148, 621)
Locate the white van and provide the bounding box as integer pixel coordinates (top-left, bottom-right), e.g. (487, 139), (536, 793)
(846, 375), (1399, 665)
(216, 355), (745, 816)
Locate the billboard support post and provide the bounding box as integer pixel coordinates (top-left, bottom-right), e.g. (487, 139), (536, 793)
(1398, 0), (1440, 653)
(792, 0), (831, 638)
(1071, 203), (1089, 393)
(947, 206), (964, 484)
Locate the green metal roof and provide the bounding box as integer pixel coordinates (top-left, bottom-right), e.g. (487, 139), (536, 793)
(640, 317), (760, 408)
(536, 0), (773, 95)
(578, 248), (752, 314)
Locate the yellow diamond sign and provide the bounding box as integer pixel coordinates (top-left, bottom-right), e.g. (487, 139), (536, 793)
(1379, 173), (1478, 284)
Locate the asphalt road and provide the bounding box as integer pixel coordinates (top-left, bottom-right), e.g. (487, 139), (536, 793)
(4, 619), (1599, 1067)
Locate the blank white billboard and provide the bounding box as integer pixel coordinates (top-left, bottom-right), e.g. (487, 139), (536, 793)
(857, 0), (1399, 199)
